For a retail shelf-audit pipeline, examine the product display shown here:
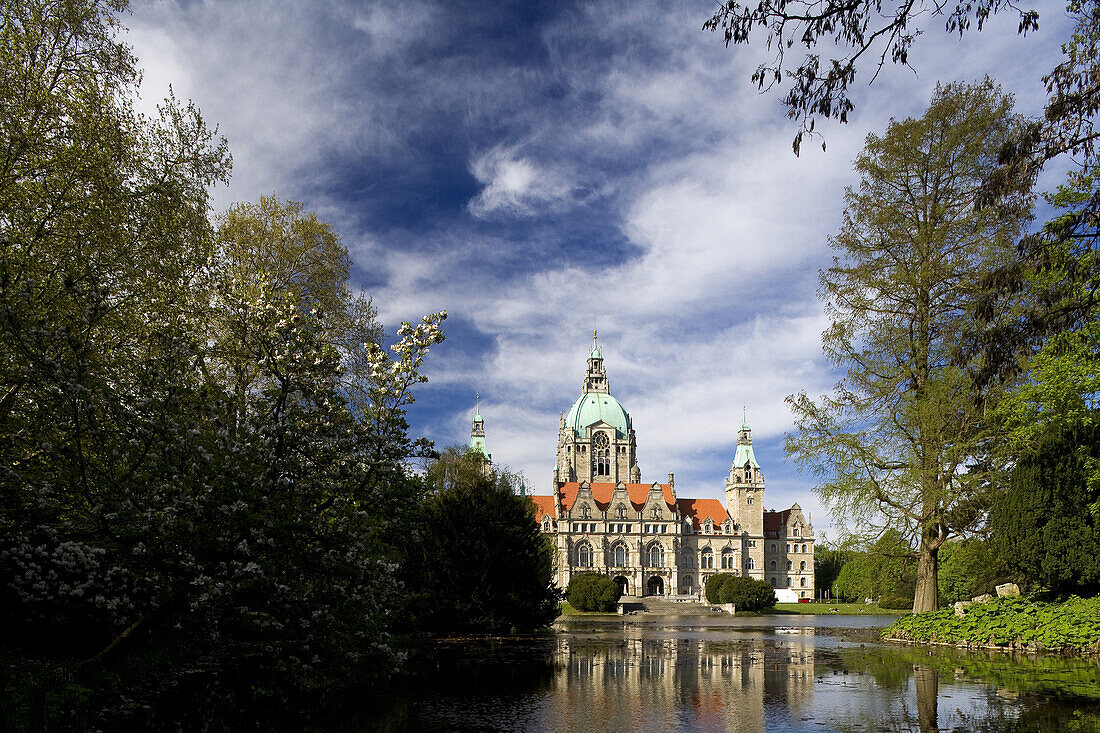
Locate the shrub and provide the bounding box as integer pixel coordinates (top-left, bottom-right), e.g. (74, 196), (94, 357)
(705, 574), (777, 611)
(705, 573), (735, 603)
(878, 595), (914, 610)
(566, 573), (621, 612)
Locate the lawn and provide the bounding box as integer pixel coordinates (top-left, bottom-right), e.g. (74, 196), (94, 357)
(771, 602), (910, 615)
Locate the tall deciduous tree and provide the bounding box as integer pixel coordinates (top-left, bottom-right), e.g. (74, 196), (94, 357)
(786, 81), (1033, 613)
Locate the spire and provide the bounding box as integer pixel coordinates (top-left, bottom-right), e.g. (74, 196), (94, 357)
(734, 406), (760, 469)
(589, 329), (602, 359)
(584, 331), (608, 392)
(470, 395), (489, 461)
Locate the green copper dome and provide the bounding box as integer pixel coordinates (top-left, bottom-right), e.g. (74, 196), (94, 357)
(566, 391), (631, 438)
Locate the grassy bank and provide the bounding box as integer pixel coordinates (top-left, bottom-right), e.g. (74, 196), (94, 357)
(772, 602), (909, 615)
(884, 595), (1100, 653)
(557, 601), (618, 616)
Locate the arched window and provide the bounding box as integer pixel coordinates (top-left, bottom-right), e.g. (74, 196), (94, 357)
(747, 497), (753, 505)
(770, 560), (776, 570)
(681, 551), (695, 569)
(802, 544), (807, 553)
(770, 577), (777, 587)
(542, 518), (551, 532)
(771, 544), (776, 553)
(786, 577), (792, 587)
(700, 548), (714, 569)
(613, 542), (627, 567)
(800, 561), (806, 571)
(576, 542), (592, 567)
(786, 544), (790, 553)
(721, 549), (735, 569)
(786, 560), (793, 571)
(800, 577), (807, 587)
(647, 543), (664, 568)
(746, 557), (755, 570)
(794, 527), (800, 536)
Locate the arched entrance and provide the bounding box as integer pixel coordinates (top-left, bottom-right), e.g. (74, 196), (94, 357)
(613, 575), (629, 597)
(647, 576), (664, 596)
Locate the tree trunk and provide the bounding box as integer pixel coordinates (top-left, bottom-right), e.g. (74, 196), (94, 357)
(913, 543), (939, 613)
(913, 664), (939, 733)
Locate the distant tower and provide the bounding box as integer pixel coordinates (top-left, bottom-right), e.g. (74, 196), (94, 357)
(469, 394), (491, 468)
(725, 407), (764, 536)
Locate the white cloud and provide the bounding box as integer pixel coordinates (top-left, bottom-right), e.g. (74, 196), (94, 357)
(468, 146), (575, 217)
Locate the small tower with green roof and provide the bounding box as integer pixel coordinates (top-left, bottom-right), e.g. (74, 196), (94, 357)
(469, 394), (491, 467)
(725, 407), (765, 543)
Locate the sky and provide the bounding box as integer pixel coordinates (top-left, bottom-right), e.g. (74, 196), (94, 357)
(125, 0), (1076, 543)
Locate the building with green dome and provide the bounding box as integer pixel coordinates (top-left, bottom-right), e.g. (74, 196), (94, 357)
(523, 334), (816, 600)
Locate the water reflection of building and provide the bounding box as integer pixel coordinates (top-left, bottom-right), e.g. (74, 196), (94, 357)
(521, 334), (815, 598)
(545, 632), (816, 731)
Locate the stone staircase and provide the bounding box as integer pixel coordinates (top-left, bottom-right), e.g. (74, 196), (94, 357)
(622, 596), (717, 616)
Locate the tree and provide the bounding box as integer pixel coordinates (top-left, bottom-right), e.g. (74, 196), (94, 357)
(701, 0), (1065, 155)
(566, 573), (621, 612)
(0, 0), (449, 690)
(786, 81), (1033, 613)
(830, 532), (916, 602)
(401, 449), (560, 633)
(936, 538), (1002, 603)
(988, 421), (1100, 594)
(814, 545), (851, 598)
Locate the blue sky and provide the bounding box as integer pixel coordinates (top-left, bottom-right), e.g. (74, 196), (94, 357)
(126, 0), (1075, 543)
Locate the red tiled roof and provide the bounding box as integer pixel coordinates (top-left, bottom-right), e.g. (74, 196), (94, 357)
(676, 498), (730, 530)
(530, 495), (556, 523)
(763, 508), (792, 532)
(557, 481), (675, 513)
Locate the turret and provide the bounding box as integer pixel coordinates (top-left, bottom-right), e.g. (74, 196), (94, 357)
(469, 394), (491, 467)
(725, 407), (764, 535)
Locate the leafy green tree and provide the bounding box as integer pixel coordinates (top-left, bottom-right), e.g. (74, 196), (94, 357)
(0, 0), (448, 689)
(831, 533), (917, 602)
(566, 573), (621, 612)
(402, 449), (559, 633)
(786, 81), (1033, 613)
(988, 421), (1100, 595)
(814, 545), (851, 599)
(937, 539), (1002, 604)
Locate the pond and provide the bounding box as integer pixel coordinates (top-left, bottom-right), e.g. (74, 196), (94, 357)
(362, 614), (1100, 732)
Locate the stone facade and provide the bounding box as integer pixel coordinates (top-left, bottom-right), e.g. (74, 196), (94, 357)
(521, 336), (815, 598)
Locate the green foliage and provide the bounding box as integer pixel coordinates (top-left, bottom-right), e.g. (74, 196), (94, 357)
(0, 0), (448, 694)
(885, 595), (1100, 652)
(988, 421), (1100, 595)
(704, 573), (734, 603)
(830, 532), (916, 603)
(878, 595), (913, 610)
(937, 539), (1003, 605)
(565, 573), (621, 613)
(704, 573), (776, 611)
(814, 545), (850, 597)
(403, 449), (560, 631)
(785, 81), (1032, 613)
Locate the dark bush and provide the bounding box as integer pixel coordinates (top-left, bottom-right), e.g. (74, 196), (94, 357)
(705, 573), (735, 603)
(878, 595), (914, 610)
(704, 574), (776, 611)
(566, 573), (621, 612)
